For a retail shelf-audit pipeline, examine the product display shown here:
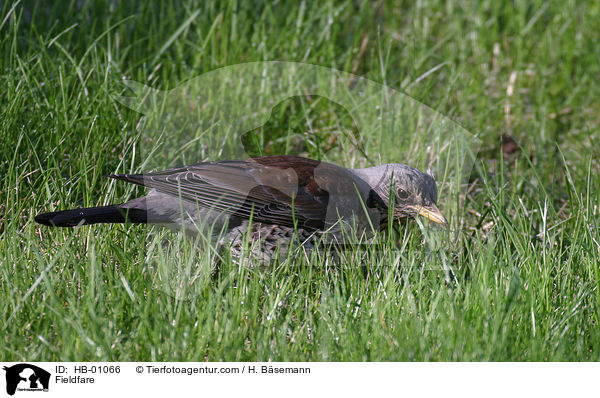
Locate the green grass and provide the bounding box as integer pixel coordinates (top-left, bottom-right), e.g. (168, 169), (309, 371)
(1, 0), (599, 361)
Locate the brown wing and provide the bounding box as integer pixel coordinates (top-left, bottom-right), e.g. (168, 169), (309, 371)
(110, 155), (357, 230)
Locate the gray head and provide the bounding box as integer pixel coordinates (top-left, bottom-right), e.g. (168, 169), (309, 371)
(353, 163), (448, 226)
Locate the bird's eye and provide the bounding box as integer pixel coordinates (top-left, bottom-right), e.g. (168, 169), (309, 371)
(397, 188), (409, 200)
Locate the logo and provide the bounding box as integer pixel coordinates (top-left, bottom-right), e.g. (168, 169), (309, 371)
(3, 364), (50, 396)
(110, 61), (481, 298)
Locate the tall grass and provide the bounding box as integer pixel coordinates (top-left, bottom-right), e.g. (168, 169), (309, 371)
(1, 0), (599, 361)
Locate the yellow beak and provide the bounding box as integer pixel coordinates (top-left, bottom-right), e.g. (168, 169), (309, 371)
(413, 205), (448, 227)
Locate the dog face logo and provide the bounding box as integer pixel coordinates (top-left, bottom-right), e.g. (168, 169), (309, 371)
(3, 364), (50, 395)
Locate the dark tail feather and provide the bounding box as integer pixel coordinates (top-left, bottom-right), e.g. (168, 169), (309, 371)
(34, 205), (147, 227)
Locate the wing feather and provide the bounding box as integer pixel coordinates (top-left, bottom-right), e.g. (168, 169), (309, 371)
(109, 156), (358, 230)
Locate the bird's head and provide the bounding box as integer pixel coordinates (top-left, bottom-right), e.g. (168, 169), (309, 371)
(362, 164), (448, 227)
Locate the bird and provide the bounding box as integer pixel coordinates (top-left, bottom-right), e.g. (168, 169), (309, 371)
(35, 155), (447, 262)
